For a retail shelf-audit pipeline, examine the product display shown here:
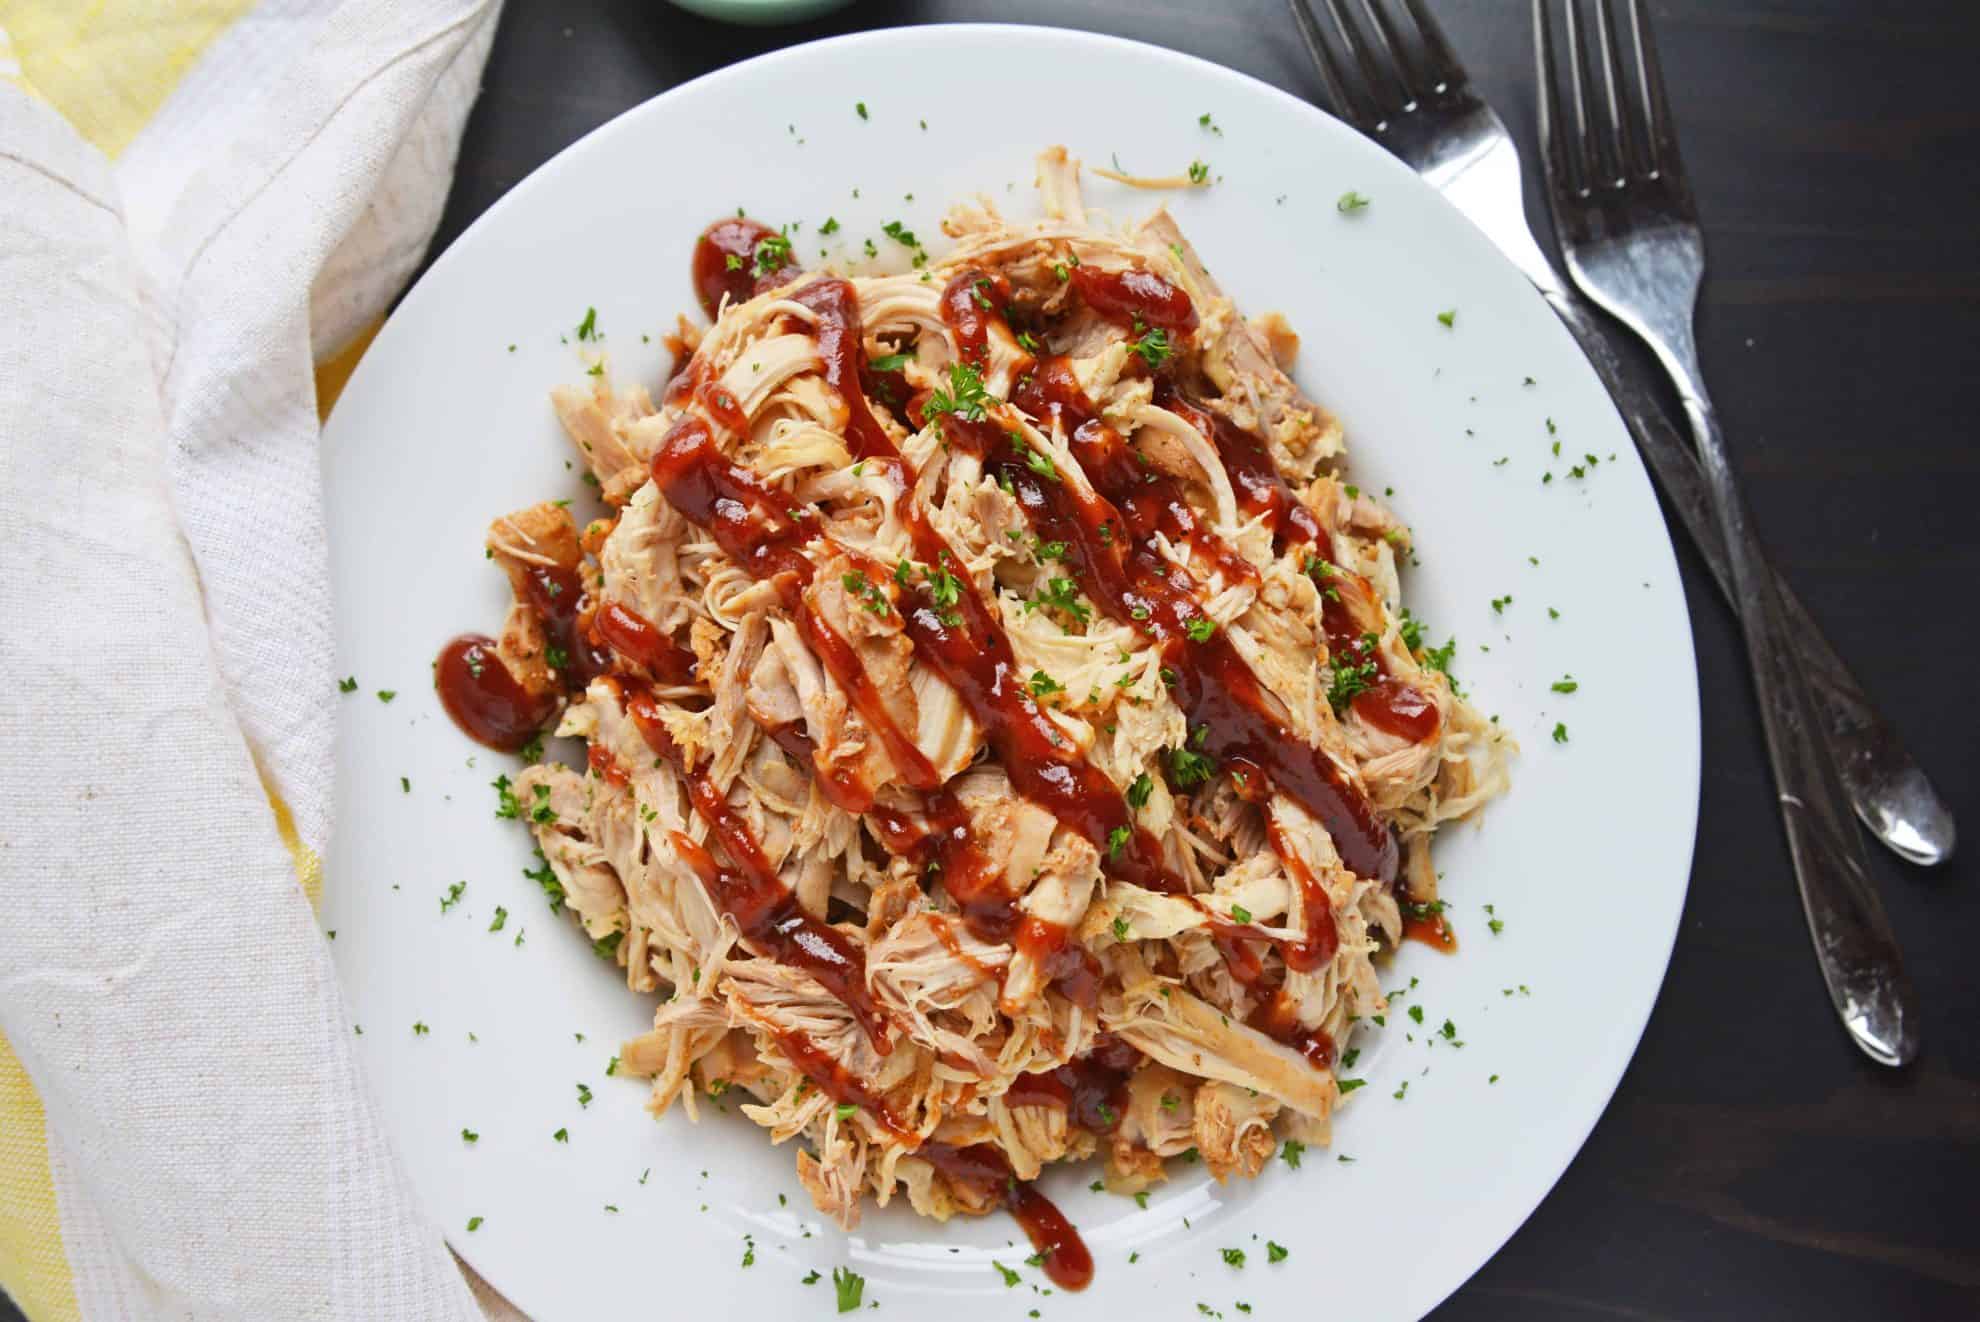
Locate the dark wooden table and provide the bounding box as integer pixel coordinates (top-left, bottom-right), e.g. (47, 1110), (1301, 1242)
(13, 4), (1973, 1321)
(434, 5), (1980, 1318)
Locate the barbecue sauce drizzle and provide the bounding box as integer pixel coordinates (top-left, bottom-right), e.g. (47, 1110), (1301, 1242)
(921, 1144), (1096, 1292)
(1155, 386), (1441, 746)
(435, 230), (1447, 1288)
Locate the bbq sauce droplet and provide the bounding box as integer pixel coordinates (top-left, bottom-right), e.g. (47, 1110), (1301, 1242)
(434, 634), (556, 752)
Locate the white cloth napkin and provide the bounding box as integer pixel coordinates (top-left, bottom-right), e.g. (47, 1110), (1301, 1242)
(0, 1), (522, 1316)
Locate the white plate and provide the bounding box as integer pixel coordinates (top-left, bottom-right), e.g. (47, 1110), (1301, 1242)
(322, 25), (1699, 1322)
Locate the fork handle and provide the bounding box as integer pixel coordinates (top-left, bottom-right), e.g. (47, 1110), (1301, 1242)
(1682, 391), (1920, 1066)
(1539, 289), (1955, 868)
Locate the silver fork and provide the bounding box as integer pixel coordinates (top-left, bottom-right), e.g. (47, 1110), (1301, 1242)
(1286, 0), (1952, 872)
(1285, 0), (1925, 1065)
(1530, 0), (1915, 1065)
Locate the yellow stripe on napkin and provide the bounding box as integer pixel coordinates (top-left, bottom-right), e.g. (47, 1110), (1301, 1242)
(0, 0), (253, 158)
(0, 1030), (82, 1322)
(316, 318), (384, 424)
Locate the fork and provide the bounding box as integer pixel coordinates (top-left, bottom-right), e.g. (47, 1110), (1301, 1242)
(1529, 0), (1916, 1065)
(1285, 0), (1925, 1065)
(1285, 0), (1952, 872)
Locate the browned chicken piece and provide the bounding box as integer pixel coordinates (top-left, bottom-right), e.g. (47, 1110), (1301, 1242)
(479, 501), (586, 701)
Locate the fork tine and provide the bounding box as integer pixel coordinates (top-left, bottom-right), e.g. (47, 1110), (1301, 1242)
(1396, 0), (1472, 95)
(1560, 0), (1607, 193)
(1531, 0), (1582, 199)
(1591, 0), (1637, 182)
(1351, 0), (1424, 105)
(1286, 0), (1374, 128)
(1319, 0), (1414, 126)
(1626, 0), (1687, 184)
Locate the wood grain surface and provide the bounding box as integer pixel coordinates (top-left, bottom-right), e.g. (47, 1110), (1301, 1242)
(8, 3), (1974, 1319)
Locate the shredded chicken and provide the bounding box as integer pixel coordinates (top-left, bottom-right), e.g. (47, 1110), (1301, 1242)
(447, 148), (1512, 1242)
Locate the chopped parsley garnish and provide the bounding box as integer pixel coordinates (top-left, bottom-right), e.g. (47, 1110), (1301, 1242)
(1552, 722), (1570, 743)
(1279, 1138), (1305, 1169)
(752, 231), (792, 277)
(1327, 638), (1380, 712)
(855, 102), (869, 120)
(412, 1022), (429, 1036)
(337, 676), (357, 693)
(833, 1266), (865, 1312)
(1229, 904), (1252, 924)
(553, 1127), (568, 1143)
(461, 1128), (479, 1143)
(1127, 322), (1172, 368)
(1126, 772), (1154, 811)
(1221, 1248), (1246, 1269)
(376, 689), (396, 703)
(880, 219), (918, 248)
(467, 1216), (483, 1232)
(1028, 670), (1063, 697)
(835, 1102), (857, 1120)
(1107, 825), (1132, 858)
(1266, 1241), (1289, 1263)
(840, 569), (891, 617)
(1421, 636), (1459, 685)
(1198, 112), (1222, 134)
(1185, 616), (1217, 642)
(1551, 674), (1579, 693)
(592, 930), (623, 960)
(994, 1262), (1021, 1287)
(921, 562), (964, 608)
(576, 306), (598, 341)
(868, 351), (910, 372)
(529, 782), (556, 823)
(1013, 435), (1059, 482)
(524, 847), (565, 912)
(819, 216), (840, 235)
(1486, 903), (1504, 935)
(1337, 190), (1370, 213)
(1112, 916), (1131, 941)
(1437, 309), (1457, 328)
(1187, 159), (1210, 185)
(1025, 577), (1091, 625)
(725, 253), (744, 272)
(440, 881), (465, 914)
(922, 359), (992, 422)
(1396, 613), (1429, 662)
(1167, 726), (1217, 789)
(488, 906), (507, 933)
